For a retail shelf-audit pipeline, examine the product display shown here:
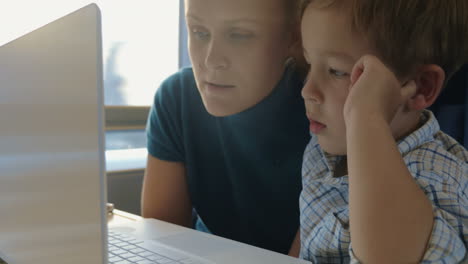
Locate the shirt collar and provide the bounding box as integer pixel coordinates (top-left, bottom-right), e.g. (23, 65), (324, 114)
(396, 110), (440, 156)
(302, 135), (346, 184)
(304, 110), (439, 183)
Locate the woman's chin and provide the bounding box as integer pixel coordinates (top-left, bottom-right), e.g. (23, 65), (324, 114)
(203, 102), (240, 117)
(201, 97), (249, 117)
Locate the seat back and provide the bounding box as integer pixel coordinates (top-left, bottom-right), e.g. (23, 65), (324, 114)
(428, 64), (468, 148)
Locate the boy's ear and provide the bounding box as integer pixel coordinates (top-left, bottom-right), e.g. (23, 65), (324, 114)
(406, 64), (445, 111)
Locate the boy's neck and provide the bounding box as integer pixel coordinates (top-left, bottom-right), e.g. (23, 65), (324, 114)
(393, 110), (424, 142)
(334, 157), (348, 178)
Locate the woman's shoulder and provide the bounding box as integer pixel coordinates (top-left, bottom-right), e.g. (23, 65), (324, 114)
(150, 67), (208, 122)
(154, 67), (198, 102)
(160, 67), (196, 90)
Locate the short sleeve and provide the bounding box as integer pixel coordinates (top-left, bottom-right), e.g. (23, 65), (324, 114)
(347, 168), (467, 263)
(346, 209), (467, 263)
(146, 71), (186, 162)
(348, 246), (361, 264)
(414, 170), (467, 262)
(419, 207), (467, 263)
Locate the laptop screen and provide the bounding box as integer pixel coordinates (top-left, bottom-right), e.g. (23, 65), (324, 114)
(0, 4), (107, 264)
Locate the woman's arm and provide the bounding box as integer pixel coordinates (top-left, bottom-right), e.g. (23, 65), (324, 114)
(288, 229), (301, 257)
(141, 154), (193, 228)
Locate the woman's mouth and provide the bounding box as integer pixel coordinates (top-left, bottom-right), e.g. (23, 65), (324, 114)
(205, 81), (236, 91)
(309, 119), (326, 134)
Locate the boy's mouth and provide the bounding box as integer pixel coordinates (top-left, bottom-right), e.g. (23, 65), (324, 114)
(309, 119), (326, 134)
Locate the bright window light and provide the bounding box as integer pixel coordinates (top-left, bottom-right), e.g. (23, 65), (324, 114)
(1, 0), (180, 106)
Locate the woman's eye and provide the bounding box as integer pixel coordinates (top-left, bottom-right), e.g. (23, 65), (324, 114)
(191, 29), (210, 40)
(229, 32), (254, 40)
(329, 68), (349, 78)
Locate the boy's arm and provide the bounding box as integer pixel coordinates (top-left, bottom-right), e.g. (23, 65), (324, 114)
(345, 56), (433, 263)
(347, 113), (433, 263)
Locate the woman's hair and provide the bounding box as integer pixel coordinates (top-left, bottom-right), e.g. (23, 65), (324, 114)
(301, 0), (468, 79)
(285, 0), (304, 24)
(283, 0), (310, 77)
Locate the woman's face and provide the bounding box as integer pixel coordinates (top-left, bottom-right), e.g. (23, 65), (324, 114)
(185, 0), (295, 116)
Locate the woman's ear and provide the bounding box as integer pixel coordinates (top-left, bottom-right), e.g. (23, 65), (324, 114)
(406, 64), (445, 111)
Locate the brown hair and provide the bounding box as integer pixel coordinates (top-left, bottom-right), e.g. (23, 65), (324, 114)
(285, 0), (304, 24)
(301, 0), (468, 79)
(283, 0), (310, 77)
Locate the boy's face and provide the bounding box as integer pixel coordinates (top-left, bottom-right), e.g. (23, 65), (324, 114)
(301, 4), (373, 155)
(186, 0), (294, 116)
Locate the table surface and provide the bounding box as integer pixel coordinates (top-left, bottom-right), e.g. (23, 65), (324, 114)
(107, 209), (142, 226)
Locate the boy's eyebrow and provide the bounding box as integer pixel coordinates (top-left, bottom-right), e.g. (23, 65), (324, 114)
(323, 50), (355, 64)
(304, 48), (356, 64)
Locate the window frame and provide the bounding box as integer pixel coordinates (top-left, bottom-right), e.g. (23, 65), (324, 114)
(105, 0), (189, 175)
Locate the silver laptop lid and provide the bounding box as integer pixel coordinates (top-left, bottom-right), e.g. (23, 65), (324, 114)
(0, 4), (107, 264)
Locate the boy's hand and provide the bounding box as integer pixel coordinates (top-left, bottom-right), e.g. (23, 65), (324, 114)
(343, 55), (416, 125)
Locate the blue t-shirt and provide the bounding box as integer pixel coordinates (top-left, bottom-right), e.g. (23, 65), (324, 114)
(146, 66), (310, 254)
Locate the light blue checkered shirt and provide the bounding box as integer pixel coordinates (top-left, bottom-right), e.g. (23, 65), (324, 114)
(299, 110), (468, 263)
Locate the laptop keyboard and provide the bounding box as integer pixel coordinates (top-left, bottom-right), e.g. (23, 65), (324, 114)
(108, 230), (210, 264)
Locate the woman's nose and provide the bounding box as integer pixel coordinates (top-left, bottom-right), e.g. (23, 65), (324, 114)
(204, 39), (229, 70)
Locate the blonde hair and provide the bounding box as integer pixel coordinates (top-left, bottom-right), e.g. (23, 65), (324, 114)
(301, 0), (468, 79)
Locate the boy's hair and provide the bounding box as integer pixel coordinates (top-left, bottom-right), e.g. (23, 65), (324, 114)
(301, 0), (468, 80)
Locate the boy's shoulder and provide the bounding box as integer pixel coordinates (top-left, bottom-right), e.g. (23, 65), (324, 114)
(402, 115), (467, 188)
(407, 131), (467, 168)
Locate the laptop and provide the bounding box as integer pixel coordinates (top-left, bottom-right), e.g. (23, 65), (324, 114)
(0, 4), (310, 264)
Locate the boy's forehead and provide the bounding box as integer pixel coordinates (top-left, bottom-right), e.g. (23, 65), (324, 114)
(302, 4), (353, 39)
(301, 5), (372, 61)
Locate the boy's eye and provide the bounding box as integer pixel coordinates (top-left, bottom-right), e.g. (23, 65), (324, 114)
(329, 68), (349, 78)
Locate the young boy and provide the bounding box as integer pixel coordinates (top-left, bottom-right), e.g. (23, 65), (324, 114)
(298, 0), (468, 263)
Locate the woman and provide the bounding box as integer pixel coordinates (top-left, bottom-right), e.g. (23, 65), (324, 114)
(141, 0), (309, 254)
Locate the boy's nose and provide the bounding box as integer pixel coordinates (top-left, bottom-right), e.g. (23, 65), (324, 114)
(302, 78), (323, 104)
(204, 39), (229, 70)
